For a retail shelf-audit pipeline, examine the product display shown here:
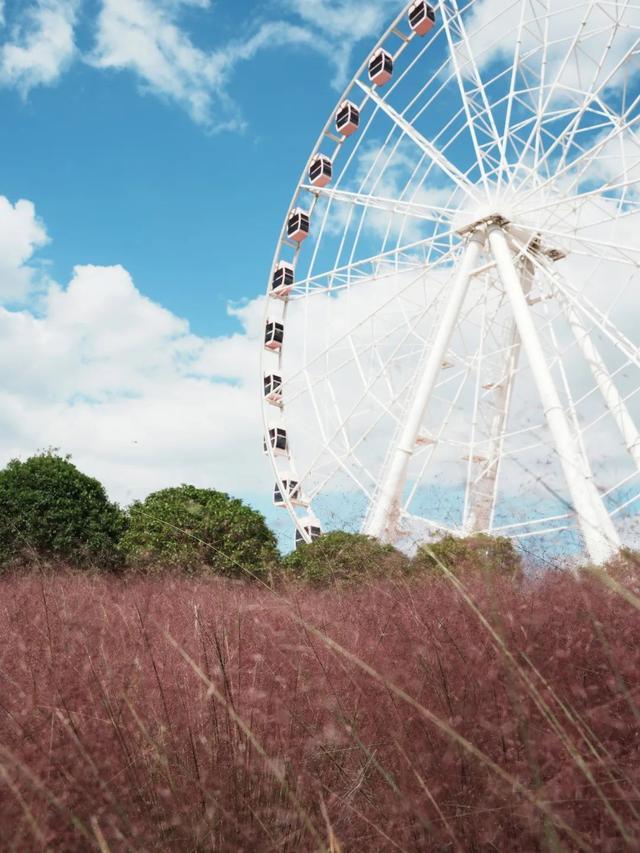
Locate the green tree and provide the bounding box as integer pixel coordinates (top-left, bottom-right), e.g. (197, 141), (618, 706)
(0, 450), (126, 567)
(283, 531), (409, 586)
(413, 533), (522, 578)
(121, 485), (279, 579)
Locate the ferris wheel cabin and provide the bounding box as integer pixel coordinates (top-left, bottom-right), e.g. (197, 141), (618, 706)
(271, 262), (294, 298)
(287, 208), (310, 243)
(336, 100), (360, 137)
(264, 320), (284, 351)
(408, 1), (436, 35)
(264, 373), (283, 406)
(309, 154), (333, 188)
(268, 427), (289, 457)
(369, 49), (393, 87)
(274, 478), (306, 508)
(295, 518), (323, 548)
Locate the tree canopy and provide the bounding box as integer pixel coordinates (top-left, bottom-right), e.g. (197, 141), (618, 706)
(284, 530), (409, 586)
(414, 533), (522, 578)
(0, 450), (126, 567)
(121, 484), (279, 579)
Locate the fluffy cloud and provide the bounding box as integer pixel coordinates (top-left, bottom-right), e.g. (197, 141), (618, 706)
(0, 197), (49, 302)
(90, 0), (232, 127)
(282, 0), (402, 85)
(0, 0), (79, 92)
(90, 0), (318, 128)
(0, 0), (407, 126)
(0, 195), (272, 512)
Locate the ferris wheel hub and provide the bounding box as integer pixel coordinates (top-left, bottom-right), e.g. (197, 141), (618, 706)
(456, 213), (510, 237)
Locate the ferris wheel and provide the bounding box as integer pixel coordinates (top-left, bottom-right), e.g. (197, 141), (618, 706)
(260, 0), (640, 562)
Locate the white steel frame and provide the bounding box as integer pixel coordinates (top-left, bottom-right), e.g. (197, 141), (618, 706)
(260, 0), (640, 562)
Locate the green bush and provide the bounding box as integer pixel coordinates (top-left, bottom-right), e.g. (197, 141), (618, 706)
(413, 533), (522, 578)
(0, 450), (126, 567)
(121, 485), (279, 579)
(283, 531), (409, 586)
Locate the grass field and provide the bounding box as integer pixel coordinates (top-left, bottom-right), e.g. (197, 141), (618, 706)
(0, 565), (639, 851)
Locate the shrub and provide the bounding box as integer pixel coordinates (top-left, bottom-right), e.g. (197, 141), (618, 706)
(0, 450), (126, 567)
(283, 530), (409, 585)
(120, 484), (279, 579)
(414, 532), (522, 578)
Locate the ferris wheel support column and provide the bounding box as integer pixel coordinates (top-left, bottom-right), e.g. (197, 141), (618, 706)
(488, 225), (620, 565)
(564, 298), (640, 474)
(365, 231), (485, 542)
(464, 256), (533, 533)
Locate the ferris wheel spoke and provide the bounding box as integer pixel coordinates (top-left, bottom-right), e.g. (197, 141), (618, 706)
(557, 107), (640, 200)
(507, 7), (598, 188)
(301, 185), (457, 225)
(288, 271), (485, 415)
(550, 32), (640, 186)
(439, 2), (497, 196)
(521, 172), (640, 220)
(517, 101), (640, 207)
(402, 357), (475, 519)
(510, 234), (640, 372)
(295, 285), (490, 502)
(518, 12), (636, 197)
(296, 298), (449, 495)
(510, 219), (640, 266)
(285, 264), (451, 392)
(290, 261), (425, 300)
(558, 295), (640, 474)
(302, 424), (376, 507)
(447, 0), (508, 161)
(289, 228), (462, 297)
(529, 0), (554, 182)
(515, 5), (636, 192)
(559, 116), (640, 201)
(544, 299), (603, 502)
(500, 0), (535, 190)
(354, 79), (482, 203)
(560, 202), (640, 235)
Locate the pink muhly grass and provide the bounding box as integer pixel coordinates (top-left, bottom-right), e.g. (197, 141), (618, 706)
(0, 567), (638, 851)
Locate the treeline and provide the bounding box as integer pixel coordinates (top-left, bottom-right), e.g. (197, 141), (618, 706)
(0, 448), (592, 584)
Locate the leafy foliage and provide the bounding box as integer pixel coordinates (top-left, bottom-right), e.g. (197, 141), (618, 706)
(283, 530), (409, 586)
(414, 532), (522, 578)
(0, 450), (126, 567)
(120, 484), (279, 578)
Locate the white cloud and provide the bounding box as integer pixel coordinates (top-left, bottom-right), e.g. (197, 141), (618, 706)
(0, 197), (49, 302)
(90, 0), (320, 128)
(0, 0), (407, 126)
(0, 0), (79, 92)
(0, 195), (271, 508)
(0, 0), (406, 126)
(282, 0), (402, 86)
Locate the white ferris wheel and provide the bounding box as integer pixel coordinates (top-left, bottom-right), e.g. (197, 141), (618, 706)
(260, 0), (640, 563)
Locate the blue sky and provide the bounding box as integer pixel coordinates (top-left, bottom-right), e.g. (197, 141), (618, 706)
(0, 0), (403, 334)
(0, 0), (405, 544)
